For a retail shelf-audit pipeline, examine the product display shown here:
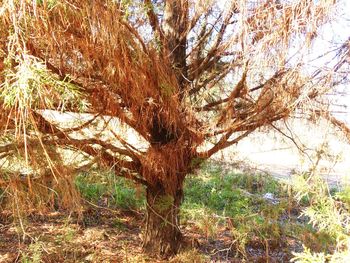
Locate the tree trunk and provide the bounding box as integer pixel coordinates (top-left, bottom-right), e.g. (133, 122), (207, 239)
(143, 185), (183, 258)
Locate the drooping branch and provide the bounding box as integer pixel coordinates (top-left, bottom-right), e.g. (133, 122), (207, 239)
(194, 68), (290, 113)
(26, 43), (148, 139)
(214, 65), (249, 126)
(0, 137), (148, 186)
(316, 110), (350, 143)
(30, 111), (143, 168)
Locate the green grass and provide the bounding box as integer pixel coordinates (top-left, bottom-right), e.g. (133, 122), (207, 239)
(75, 162), (340, 258)
(180, 162), (293, 250)
(182, 162), (285, 218)
(181, 162), (341, 257)
(75, 169), (145, 210)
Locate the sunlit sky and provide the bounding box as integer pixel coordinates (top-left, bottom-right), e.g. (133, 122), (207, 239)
(218, 0), (350, 123)
(307, 0), (350, 123)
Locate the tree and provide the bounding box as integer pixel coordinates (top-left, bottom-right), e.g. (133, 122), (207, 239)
(0, 0), (345, 257)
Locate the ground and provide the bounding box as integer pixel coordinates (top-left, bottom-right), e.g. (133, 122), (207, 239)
(1, 116), (349, 262)
(0, 208), (300, 263)
(0, 162), (342, 262)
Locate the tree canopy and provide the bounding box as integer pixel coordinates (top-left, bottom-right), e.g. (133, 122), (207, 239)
(0, 0), (348, 257)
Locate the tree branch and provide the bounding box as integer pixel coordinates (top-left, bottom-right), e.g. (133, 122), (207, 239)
(144, 0), (164, 43)
(188, 2), (237, 80)
(198, 130), (253, 158)
(316, 110), (350, 142)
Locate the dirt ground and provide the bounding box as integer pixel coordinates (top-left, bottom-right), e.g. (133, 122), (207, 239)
(0, 206), (301, 263)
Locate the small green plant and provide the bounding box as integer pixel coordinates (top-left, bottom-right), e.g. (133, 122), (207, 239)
(75, 176), (106, 202)
(55, 225), (77, 244)
(290, 172), (350, 263)
(21, 240), (44, 263)
(231, 224), (250, 258)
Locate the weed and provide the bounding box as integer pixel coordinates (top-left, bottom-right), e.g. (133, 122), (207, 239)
(290, 171), (350, 262)
(183, 172), (253, 219)
(111, 178), (145, 209)
(75, 174), (106, 202)
(55, 224), (77, 244)
(231, 226), (249, 258)
(21, 240), (44, 263)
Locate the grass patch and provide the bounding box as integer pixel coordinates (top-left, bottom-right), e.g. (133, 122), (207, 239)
(75, 169), (145, 210)
(182, 162), (285, 219)
(74, 162), (340, 259)
(181, 162), (331, 258)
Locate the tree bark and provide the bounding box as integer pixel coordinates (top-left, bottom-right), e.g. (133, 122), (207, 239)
(143, 185), (183, 257)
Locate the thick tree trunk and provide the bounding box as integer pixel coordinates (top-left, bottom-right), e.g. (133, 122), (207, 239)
(143, 185), (183, 257)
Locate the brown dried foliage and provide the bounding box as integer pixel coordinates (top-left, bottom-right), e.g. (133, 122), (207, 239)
(0, 0), (344, 214)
